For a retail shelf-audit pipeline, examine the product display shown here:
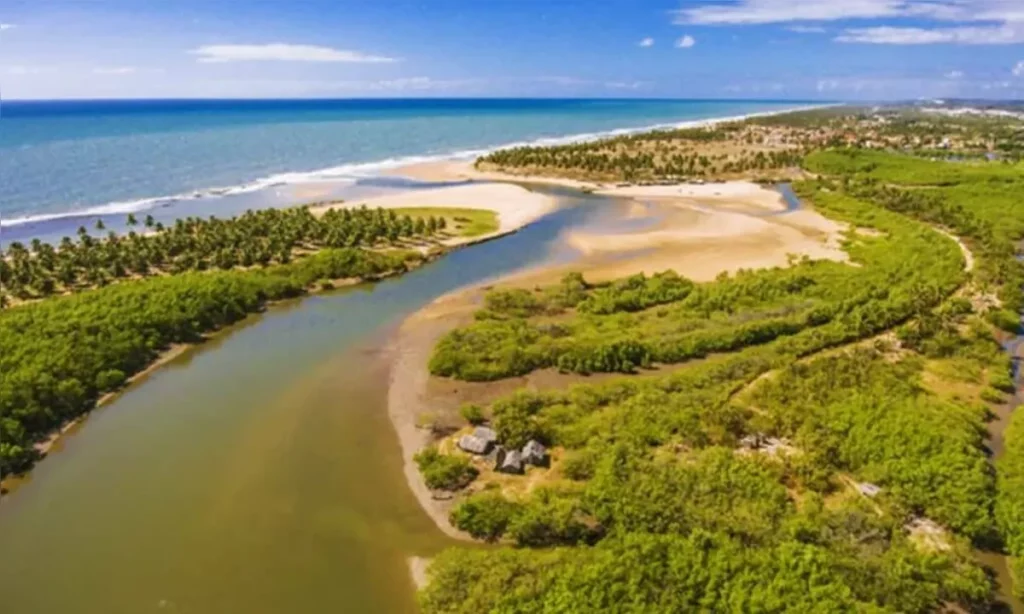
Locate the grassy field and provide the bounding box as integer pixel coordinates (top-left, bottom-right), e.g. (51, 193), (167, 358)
(391, 207), (499, 238)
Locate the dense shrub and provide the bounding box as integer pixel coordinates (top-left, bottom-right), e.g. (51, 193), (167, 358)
(413, 447), (478, 491)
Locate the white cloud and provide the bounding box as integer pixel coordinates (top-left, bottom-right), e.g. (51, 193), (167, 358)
(0, 23), (15, 31)
(674, 0), (1024, 25)
(674, 1), (911, 25)
(1014, 60), (1024, 77)
(724, 82), (785, 94)
(537, 76), (649, 90)
(93, 66), (136, 75)
(323, 76), (508, 93)
(604, 80), (647, 89)
(638, 37), (655, 47)
(5, 65), (52, 75)
(537, 76), (590, 86)
(981, 80), (1013, 90)
(190, 43), (397, 63)
(675, 1), (1024, 45)
(787, 25), (827, 33)
(675, 35), (697, 48)
(811, 74), (1002, 99)
(837, 24), (1024, 44)
(945, 70), (965, 79)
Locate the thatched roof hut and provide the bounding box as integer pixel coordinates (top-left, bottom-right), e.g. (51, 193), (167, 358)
(458, 434), (492, 455)
(521, 440), (548, 466)
(496, 449), (523, 474)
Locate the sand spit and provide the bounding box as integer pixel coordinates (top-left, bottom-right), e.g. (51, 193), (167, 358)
(395, 159), (796, 216)
(395, 159), (602, 191)
(596, 181), (789, 213)
(309, 182), (557, 238)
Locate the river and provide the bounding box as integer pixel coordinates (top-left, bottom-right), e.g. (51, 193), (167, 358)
(0, 186), (625, 613)
(3, 183), (1023, 612)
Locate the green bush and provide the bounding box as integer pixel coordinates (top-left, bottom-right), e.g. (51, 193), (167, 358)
(458, 404), (485, 425)
(413, 447), (478, 491)
(507, 488), (596, 547)
(95, 369), (126, 392)
(449, 491), (521, 541)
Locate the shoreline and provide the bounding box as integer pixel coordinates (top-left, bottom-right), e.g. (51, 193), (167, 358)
(2, 104), (834, 234)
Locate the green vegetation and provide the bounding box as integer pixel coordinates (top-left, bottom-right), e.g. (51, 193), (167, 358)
(391, 207), (497, 238)
(429, 188), (965, 382)
(0, 248), (421, 474)
(998, 412), (1024, 598)
(419, 111), (1024, 611)
(0, 205), (449, 305)
(413, 447), (479, 491)
(478, 120), (810, 182)
(478, 106), (1024, 184)
(458, 403), (485, 425)
(428, 498), (989, 613)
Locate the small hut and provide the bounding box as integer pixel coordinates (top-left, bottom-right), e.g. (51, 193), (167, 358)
(521, 440), (548, 467)
(458, 434), (492, 455)
(496, 449), (524, 474)
(473, 426), (497, 444)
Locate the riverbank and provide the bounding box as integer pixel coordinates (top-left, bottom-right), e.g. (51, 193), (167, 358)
(0, 246), (436, 491)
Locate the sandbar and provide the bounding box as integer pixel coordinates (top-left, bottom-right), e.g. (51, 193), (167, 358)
(309, 182), (557, 238)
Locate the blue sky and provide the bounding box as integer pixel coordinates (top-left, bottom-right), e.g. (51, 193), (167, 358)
(1, 0), (1023, 100)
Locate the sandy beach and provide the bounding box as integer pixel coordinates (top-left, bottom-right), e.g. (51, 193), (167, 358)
(395, 158), (605, 191)
(309, 182), (558, 238)
(595, 181), (789, 213)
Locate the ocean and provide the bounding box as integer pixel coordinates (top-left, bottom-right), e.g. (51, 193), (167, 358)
(0, 98), (810, 244)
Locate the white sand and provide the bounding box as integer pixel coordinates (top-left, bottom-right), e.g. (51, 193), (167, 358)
(395, 160), (602, 190)
(596, 181), (788, 212)
(562, 203), (847, 283)
(310, 183), (557, 235)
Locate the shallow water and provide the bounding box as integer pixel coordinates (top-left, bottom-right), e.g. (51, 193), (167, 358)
(0, 188), (620, 613)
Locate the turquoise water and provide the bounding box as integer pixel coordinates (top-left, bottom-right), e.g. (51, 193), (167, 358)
(0, 98), (808, 243)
